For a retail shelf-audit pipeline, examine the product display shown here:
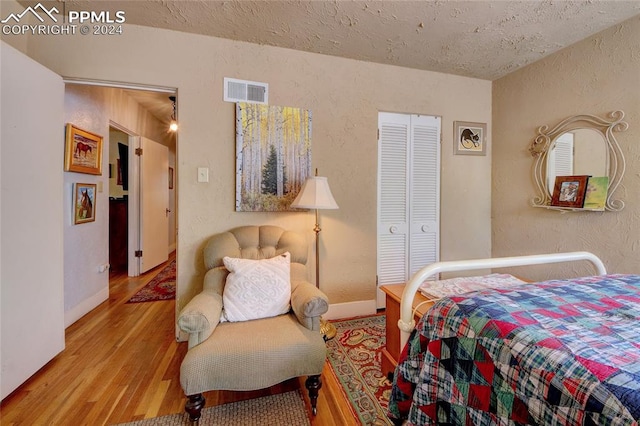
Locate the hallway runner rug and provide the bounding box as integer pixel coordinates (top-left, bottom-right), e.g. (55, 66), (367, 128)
(114, 389), (310, 425)
(127, 260), (176, 303)
(326, 314), (393, 425)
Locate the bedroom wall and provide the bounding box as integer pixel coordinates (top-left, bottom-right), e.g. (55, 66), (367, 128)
(2, 12), (492, 325)
(492, 15), (640, 281)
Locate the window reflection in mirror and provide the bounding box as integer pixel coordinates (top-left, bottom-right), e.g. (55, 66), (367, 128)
(546, 128), (608, 190)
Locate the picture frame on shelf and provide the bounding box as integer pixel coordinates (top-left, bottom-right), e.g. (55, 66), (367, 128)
(454, 121), (487, 156)
(583, 176), (609, 211)
(550, 175), (589, 208)
(73, 183), (97, 224)
(64, 124), (103, 175)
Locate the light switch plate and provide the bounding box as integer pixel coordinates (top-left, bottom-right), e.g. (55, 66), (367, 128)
(197, 167), (209, 183)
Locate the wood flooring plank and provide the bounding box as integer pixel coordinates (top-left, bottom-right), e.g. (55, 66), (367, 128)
(145, 380), (171, 419)
(134, 339), (178, 416)
(0, 254), (360, 425)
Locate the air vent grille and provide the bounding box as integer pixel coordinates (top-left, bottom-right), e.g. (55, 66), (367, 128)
(224, 78), (268, 104)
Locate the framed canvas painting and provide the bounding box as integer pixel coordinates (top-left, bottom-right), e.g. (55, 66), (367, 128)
(64, 124), (103, 175)
(73, 183), (97, 224)
(235, 102), (312, 212)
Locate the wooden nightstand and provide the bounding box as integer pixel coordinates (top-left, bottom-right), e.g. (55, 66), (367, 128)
(380, 284), (435, 380)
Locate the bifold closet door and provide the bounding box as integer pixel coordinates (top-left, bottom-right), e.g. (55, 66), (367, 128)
(377, 112), (441, 308)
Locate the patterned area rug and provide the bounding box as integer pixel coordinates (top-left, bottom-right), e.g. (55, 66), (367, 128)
(127, 260), (176, 303)
(326, 314), (393, 425)
(114, 390), (310, 425)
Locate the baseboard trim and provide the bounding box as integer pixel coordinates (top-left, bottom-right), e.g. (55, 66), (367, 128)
(324, 300), (377, 320)
(64, 287), (109, 328)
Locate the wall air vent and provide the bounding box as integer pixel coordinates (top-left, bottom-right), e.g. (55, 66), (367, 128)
(224, 77), (268, 104)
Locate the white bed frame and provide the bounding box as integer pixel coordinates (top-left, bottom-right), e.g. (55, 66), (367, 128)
(398, 251), (607, 348)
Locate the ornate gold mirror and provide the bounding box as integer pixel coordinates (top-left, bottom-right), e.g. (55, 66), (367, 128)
(529, 111), (628, 211)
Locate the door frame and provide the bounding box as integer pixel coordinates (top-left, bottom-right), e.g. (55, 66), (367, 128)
(63, 78), (177, 278)
(109, 123), (142, 277)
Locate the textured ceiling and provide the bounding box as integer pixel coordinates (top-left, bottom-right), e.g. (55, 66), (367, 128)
(30, 0), (640, 80)
(34, 0), (640, 122)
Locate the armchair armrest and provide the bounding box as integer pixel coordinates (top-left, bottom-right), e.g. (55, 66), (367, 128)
(290, 280), (329, 331)
(177, 289), (223, 348)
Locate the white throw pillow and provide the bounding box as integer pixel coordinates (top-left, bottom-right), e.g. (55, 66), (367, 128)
(221, 252), (291, 322)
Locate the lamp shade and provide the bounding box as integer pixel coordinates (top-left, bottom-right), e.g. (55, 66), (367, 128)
(290, 176), (339, 210)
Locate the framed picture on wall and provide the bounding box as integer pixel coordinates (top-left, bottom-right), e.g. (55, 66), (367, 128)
(64, 124), (103, 175)
(550, 175), (589, 208)
(73, 183), (97, 224)
(454, 121), (487, 156)
(117, 159), (123, 185)
(169, 167), (174, 189)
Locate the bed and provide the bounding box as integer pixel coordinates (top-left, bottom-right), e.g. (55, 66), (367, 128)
(387, 252), (640, 425)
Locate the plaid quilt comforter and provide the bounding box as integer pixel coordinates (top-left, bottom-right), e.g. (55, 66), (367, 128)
(388, 274), (640, 425)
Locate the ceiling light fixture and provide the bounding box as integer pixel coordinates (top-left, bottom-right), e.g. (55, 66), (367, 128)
(169, 95), (178, 132)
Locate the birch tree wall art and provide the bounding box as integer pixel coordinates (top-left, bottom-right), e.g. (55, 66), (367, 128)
(235, 102), (312, 211)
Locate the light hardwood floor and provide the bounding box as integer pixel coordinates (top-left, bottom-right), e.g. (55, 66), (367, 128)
(0, 256), (359, 425)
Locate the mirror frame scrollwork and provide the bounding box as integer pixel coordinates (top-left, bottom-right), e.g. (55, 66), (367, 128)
(529, 110), (628, 211)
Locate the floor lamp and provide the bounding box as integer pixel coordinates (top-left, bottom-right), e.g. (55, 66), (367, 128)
(290, 169), (339, 340)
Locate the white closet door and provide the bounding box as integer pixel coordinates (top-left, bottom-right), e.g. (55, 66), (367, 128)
(377, 112), (440, 308)
(409, 116), (441, 277)
(377, 113), (410, 293)
(547, 132), (574, 189)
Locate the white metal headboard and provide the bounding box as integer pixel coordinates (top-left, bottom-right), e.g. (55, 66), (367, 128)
(398, 251), (607, 348)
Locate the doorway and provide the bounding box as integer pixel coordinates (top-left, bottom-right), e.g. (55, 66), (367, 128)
(62, 81), (177, 290)
(108, 127), (130, 273)
(106, 116), (176, 278)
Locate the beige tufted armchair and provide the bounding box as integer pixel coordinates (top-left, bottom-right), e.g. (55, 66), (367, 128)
(177, 225), (329, 422)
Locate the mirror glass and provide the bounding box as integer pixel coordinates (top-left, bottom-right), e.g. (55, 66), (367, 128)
(546, 128), (608, 190)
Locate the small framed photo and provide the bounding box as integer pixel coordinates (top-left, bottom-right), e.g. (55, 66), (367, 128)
(551, 175), (589, 208)
(169, 167), (174, 189)
(454, 121), (487, 156)
(73, 183), (97, 224)
(64, 124), (103, 175)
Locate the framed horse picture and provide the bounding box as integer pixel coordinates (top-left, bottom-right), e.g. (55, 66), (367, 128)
(73, 183), (97, 224)
(64, 124), (103, 175)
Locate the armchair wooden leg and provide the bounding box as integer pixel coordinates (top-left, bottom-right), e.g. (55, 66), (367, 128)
(305, 375), (322, 415)
(185, 393), (205, 422)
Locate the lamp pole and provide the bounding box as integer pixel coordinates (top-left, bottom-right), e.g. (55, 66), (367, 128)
(314, 208), (321, 289)
(290, 168), (338, 340)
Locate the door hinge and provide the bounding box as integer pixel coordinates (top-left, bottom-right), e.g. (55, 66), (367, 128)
(377, 128), (380, 141)
(135, 148), (143, 156)
(135, 250), (143, 257)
